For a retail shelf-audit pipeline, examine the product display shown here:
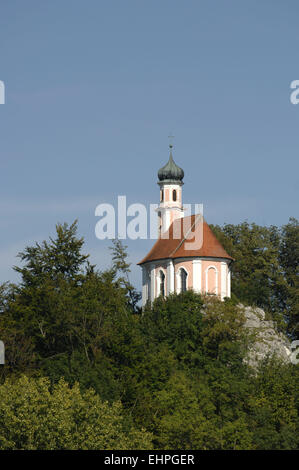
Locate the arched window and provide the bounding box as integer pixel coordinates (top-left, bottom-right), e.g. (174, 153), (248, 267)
(160, 189), (164, 202)
(206, 266), (218, 295)
(180, 268), (187, 292)
(173, 189), (177, 201)
(159, 271), (165, 297)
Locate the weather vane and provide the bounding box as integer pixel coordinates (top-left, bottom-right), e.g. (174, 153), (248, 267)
(168, 133), (175, 148)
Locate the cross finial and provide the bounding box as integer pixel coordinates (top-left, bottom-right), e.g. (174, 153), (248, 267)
(168, 133), (174, 149)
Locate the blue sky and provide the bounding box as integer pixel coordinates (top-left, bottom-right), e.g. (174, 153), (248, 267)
(0, 0), (298, 290)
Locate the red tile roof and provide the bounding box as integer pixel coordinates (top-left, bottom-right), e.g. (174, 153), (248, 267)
(138, 214), (233, 265)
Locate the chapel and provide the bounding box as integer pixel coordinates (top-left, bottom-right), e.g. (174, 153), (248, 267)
(138, 144), (233, 306)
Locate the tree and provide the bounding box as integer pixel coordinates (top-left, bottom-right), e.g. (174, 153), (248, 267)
(0, 223), (130, 397)
(109, 239), (141, 313)
(152, 371), (221, 450)
(279, 218), (299, 338)
(0, 375), (153, 450)
(0, 282), (36, 382)
(210, 222), (289, 331)
(248, 359), (299, 449)
(1, 220), (298, 450)
(14, 220), (90, 286)
(201, 296), (248, 366)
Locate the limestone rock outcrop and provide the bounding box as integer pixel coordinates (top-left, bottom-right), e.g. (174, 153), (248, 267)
(242, 305), (292, 367)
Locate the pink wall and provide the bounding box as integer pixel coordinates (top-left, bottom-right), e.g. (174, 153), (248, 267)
(152, 258), (226, 298)
(174, 259), (193, 291)
(201, 260), (223, 296)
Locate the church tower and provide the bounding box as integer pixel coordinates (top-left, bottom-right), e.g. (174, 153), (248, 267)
(157, 144), (184, 236)
(138, 144), (233, 306)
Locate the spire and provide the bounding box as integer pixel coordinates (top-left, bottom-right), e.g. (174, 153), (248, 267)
(158, 143), (184, 183)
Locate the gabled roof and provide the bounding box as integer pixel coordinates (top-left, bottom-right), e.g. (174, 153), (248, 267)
(138, 214), (233, 265)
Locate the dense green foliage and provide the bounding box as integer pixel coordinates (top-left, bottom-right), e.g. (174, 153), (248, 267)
(0, 375), (152, 450)
(211, 218), (299, 338)
(0, 220), (298, 449)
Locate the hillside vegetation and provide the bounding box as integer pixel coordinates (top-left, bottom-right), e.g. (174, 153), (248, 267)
(0, 219), (298, 450)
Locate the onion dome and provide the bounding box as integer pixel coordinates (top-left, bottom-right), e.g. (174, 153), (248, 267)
(158, 145), (184, 183)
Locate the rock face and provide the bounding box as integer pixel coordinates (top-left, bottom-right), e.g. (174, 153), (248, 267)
(242, 305), (292, 368)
